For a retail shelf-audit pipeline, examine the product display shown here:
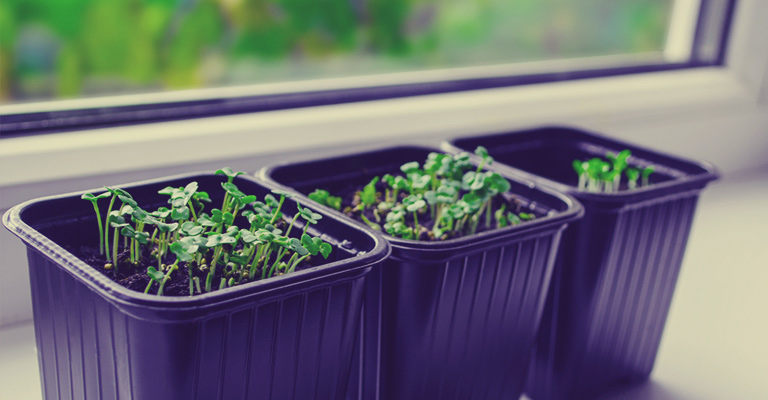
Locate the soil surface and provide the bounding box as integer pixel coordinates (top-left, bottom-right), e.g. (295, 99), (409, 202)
(67, 235), (319, 297)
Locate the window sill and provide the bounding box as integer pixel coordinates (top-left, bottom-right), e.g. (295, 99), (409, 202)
(0, 67), (764, 191)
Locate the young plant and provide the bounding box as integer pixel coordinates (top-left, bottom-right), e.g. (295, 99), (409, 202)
(81, 192), (111, 255)
(80, 169), (333, 296)
(573, 149), (655, 193)
(310, 148), (537, 242)
(308, 189), (342, 210)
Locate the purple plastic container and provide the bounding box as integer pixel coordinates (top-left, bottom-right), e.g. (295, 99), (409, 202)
(447, 126), (719, 399)
(3, 173), (389, 400)
(260, 146), (583, 400)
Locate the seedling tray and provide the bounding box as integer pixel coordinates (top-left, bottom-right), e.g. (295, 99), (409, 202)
(3, 173), (389, 400)
(447, 126), (719, 399)
(260, 146), (583, 400)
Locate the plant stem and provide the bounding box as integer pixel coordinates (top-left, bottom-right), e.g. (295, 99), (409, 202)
(157, 260), (179, 296)
(104, 195), (117, 261)
(91, 203), (105, 255)
(289, 255), (309, 273)
(270, 196), (286, 225)
(205, 247), (223, 292)
(188, 264), (194, 296)
(112, 228), (120, 274)
(193, 277), (202, 294)
(187, 200), (198, 222)
(412, 211), (420, 237)
(249, 245), (265, 280)
(285, 213), (300, 237)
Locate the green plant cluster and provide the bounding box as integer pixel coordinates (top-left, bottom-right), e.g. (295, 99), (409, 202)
(572, 150), (655, 192)
(315, 147), (535, 241)
(81, 168), (331, 296)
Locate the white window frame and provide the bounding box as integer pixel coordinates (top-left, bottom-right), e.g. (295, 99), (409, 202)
(0, 0), (766, 327)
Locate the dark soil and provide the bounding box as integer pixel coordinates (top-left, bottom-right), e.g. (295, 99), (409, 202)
(67, 240), (318, 297)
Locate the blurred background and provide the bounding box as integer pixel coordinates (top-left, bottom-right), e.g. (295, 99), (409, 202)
(1, 0), (671, 103)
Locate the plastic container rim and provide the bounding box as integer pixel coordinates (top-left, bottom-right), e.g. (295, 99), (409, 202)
(443, 125), (721, 202)
(2, 172), (390, 311)
(257, 144), (584, 253)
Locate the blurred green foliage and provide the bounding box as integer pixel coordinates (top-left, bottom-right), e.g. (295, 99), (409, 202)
(0, 0), (671, 103)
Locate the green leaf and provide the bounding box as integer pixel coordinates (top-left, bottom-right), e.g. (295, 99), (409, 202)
(147, 266), (165, 282)
(152, 207), (171, 219)
(289, 238), (309, 256)
(474, 146), (489, 158)
(412, 175), (431, 190)
(170, 242), (193, 262)
(424, 191), (438, 205)
(222, 212), (234, 226)
(158, 186), (176, 196)
(360, 176), (379, 207)
(319, 242), (332, 259)
(198, 214), (217, 227)
(206, 234), (223, 247)
(308, 189), (329, 203)
(118, 195), (138, 207)
(406, 199), (426, 212)
(239, 195), (257, 206)
(135, 231), (150, 245)
(221, 182), (246, 199)
(81, 193), (96, 201)
(121, 226), (136, 237)
(573, 160), (586, 175)
(264, 194), (279, 208)
(519, 212), (535, 221)
(215, 167), (245, 182)
(171, 206), (190, 221)
(156, 221), (179, 233)
(184, 182), (198, 196)
(642, 166), (655, 178)
(180, 221), (203, 236)
(400, 161), (420, 174)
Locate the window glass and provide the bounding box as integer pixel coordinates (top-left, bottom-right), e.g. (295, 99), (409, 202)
(1, 0), (675, 104)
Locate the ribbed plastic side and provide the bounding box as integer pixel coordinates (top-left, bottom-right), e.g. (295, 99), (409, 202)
(27, 248), (367, 400)
(527, 191), (701, 400)
(381, 232), (561, 400)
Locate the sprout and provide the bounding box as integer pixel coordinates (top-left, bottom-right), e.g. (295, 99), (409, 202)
(311, 147), (537, 241)
(359, 176), (380, 209)
(642, 166), (655, 187)
(75, 169), (334, 297)
(573, 149), (654, 193)
(308, 189), (342, 210)
(81, 192), (111, 255)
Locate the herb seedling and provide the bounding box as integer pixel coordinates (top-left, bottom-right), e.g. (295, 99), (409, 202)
(310, 148), (537, 241)
(81, 169), (333, 296)
(573, 149), (654, 192)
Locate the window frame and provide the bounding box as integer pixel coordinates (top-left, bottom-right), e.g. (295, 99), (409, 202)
(0, 0), (738, 138)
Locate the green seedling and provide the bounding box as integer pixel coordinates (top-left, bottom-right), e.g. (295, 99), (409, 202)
(642, 166), (654, 187)
(308, 189), (342, 210)
(79, 168), (333, 297)
(81, 192), (111, 255)
(573, 149), (654, 192)
(360, 176), (380, 209)
(313, 148), (537, 241)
